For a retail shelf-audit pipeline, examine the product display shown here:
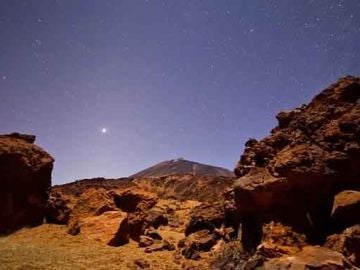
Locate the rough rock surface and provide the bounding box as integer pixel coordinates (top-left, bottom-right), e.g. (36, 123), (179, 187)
(66, 187), (119, 232)
(77, 210), (129, 246)
(325, 225), (360, 267)
(46, 179), (162, 245)
(0, 133), (54, 233)
(185, 202), (225, 236)
(46, 177), (134, 224)
(134, 174), (234, 202)
(233, 76), (360, 246)
(113, 189), (158, 213)
(332, 190), (360, 231)
(263, 246), (355, 270)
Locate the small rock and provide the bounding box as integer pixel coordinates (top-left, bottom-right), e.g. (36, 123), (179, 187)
(138, 235), (154, 248)
(133, 258), (150, 269)
(145, 228), (162, 240)
(181, 245), (201, 260)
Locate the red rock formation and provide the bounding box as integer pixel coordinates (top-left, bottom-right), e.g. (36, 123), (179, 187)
(0, 133), (54, 233)
(325, 225), (360, 267)
(263, 246), (354, 269)
(233, 76), (360, 247)
(77, 210), (129, 246)
(331, 190), (360, 231)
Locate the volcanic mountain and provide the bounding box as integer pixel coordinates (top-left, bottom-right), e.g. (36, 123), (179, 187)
(129, 158), (234, 178)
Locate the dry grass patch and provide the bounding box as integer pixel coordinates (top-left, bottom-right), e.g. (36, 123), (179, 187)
(0, 224), (182, 270)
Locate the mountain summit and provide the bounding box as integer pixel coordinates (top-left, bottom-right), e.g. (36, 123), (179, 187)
(129, 158), (234, 178)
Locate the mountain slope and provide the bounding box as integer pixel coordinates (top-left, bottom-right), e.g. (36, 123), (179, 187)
(129, 158), (234, 178)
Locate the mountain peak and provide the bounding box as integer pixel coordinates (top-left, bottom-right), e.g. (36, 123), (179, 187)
(129, 158), (234, 178)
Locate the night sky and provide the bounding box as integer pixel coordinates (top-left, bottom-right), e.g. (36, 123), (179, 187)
(1, 1), (359, 184)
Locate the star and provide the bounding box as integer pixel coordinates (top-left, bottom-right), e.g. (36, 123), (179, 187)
(101, 128), (107, 134)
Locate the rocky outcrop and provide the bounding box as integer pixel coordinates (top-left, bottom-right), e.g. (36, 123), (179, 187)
(77, 210), (129, 246)
(113, 189), (158, 213)
(45, 190), (73, 224)
(0, 133), (54, 233)
(46, 179), (162, 245)
(233, 76), (360, 247)
(185, 202), (225, 236)
(45, 177), (134, 224)
(331, 190), (360, 231)
(325, 225), (360, 267)
(67, 187), (118, 227)
(263, 246), (355, 269)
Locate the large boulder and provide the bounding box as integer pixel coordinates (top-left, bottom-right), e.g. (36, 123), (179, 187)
(185, 202), (225, 236)
(331, 190), (360, 231)
(45, 189), (73, 224)
(112, 188), (158, 212)
(66, 187), (118, 231)
(325, 225), (360, 267)
(45, 177), (135, 225)
(232, 76), (360, 247)
(0, 133), (54, 233)
(76, 210), (129, 246)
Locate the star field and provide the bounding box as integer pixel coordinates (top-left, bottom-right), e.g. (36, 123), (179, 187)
(0, 0), (359, 184)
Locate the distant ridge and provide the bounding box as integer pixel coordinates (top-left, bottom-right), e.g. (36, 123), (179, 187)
(129, 158), (234, 178)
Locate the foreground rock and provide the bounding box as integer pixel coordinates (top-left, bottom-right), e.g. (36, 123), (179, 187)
(325, 225), (360, 267)
(77, 210), (129, 246)
(46, 177), (135, 224)
(332, 190), (360, 231)
(0, 133), (54, 233)
(233, 76), (360, 247)
(263, 246), (355, 269)
(46, 180), (164, 246)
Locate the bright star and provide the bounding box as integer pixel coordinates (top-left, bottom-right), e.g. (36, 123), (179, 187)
(101, 128), (107, 134)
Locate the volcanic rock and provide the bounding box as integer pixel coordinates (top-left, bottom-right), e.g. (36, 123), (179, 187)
(331, 190), (360, 231)
(144, 239), (175, 253)
(133, 258), (150, 269)
(138, 235), (154, 247)
(325, 225), (360, 267)
(185, 202), (225, 236)
(144, 228), (162, 240)
(45, 177), (134, 226)
(45, 190), (73, 224)
(233, 76), (360, 247)
(76, 210), (129, 246)
(179, 229), (218, 257)
(67, 187), (117, 226)
(113, 188), (158, 212)
(263, 246), (355, 269)
(262, 222), (307, 250)
(0, 133), (54, 233)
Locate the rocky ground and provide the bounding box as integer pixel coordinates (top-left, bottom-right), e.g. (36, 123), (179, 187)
(1, 76), (360, 269)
